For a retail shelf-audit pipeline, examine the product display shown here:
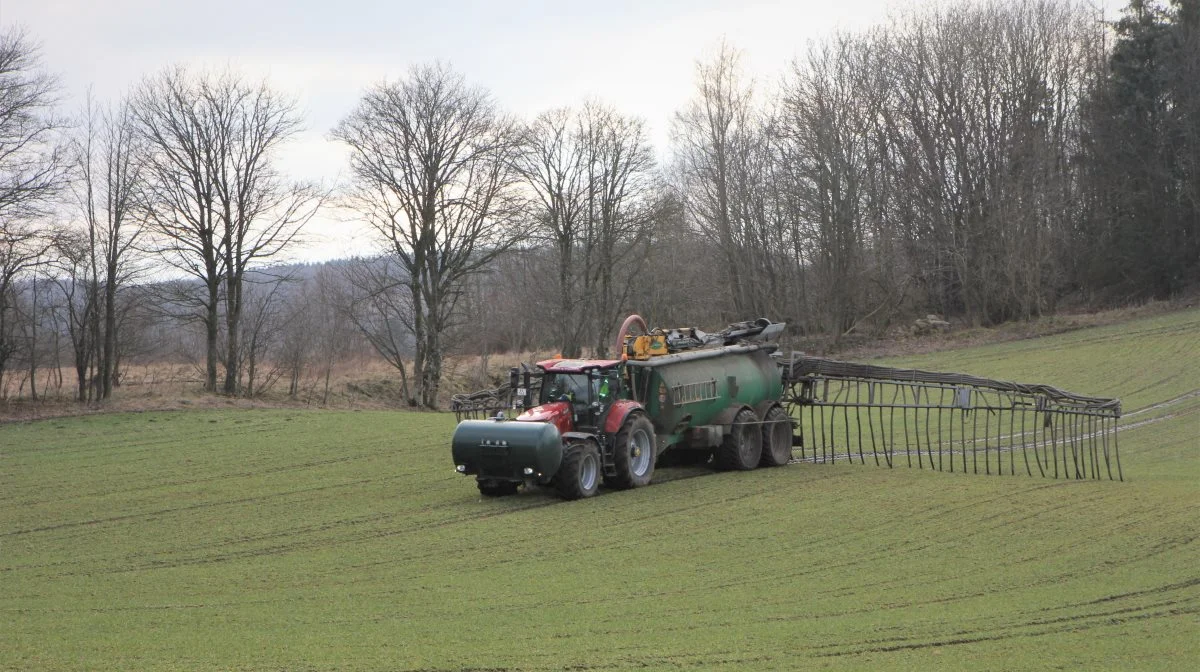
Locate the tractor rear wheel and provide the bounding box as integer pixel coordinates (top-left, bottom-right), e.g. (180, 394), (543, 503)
(607, 414), (656, 489)
(556, 440), (601, 500)
(759, 405), (794, 467)
(714, 408), (762, 471)
(477, 479), (519, 497)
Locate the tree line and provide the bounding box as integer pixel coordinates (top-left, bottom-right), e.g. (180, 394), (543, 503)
(0, 0), (1196, 409)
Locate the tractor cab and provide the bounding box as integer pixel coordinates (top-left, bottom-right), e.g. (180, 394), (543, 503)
(519, 359), (624, 434)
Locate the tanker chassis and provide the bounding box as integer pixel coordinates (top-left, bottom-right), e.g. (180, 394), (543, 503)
(451, 316), (794, 499)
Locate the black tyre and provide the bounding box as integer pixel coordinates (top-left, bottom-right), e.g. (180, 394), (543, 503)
(607, 414), (656, 489)
(759, 405), (794, 467)
(477, 479), (519, 497)
(713, 408), (762, 471)
(555, 440), (601, 500)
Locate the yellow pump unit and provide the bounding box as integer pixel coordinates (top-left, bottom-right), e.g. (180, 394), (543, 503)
(625, 333), (669, 360)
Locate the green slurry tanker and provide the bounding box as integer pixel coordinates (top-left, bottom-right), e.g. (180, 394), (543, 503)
(451, 315), (794, 499)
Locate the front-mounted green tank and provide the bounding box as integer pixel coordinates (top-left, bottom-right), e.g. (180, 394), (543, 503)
(451, 419), (564, 482)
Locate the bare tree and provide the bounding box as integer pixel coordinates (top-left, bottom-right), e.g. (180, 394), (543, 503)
(515, 103), (657, 357)
(0, 220), (50, 393)
(779, 32), (894, 335)
(13, 258), (55, 401)
(576, 102), (658, 356)
(456, 246), (551, 355)
(0, 29), (65, 224)
(238, 272), (291, 398)
(48, 227), (99, 401)
(885, 0), (1097, 324)
(334, 63), (522, 408)
(310, 265), (356, 405)
(671, 42), (762, 319)
(70, 92), (145, 400)
(131, 67), (223, 391)
(134, 67), (322, 394)
(202, 75), (324, 395)
(340, 256), (414, 404)
(277, 286), (314, 400)
(632, 191), (722, 327)
(0, 29), (64, 394)
(513, 107), (590, 357)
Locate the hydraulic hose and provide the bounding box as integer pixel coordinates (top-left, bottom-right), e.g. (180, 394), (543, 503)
(615, 314), (648, 358)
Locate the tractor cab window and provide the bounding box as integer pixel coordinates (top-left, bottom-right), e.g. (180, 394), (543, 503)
(541, 369), (621, 412)
(595, 370), (619, 402)
(541, 373), (590, 406)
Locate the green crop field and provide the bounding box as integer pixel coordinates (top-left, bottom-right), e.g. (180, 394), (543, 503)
(3, 309), (1198, 671)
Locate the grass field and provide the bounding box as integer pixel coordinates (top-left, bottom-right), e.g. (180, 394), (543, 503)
(2, 309), (1198, 671)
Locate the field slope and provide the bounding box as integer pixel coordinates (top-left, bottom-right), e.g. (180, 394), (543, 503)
(2, 309), (1198, 671)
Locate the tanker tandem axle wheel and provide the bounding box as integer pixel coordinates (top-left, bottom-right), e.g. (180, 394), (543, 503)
(714, 408), (763, 471)
(759, 405), (794, 467)
(606, 413), (656, 489)
(556, 439), (602, 500)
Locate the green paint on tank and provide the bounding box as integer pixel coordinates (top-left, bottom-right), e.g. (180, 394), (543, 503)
(627, 344), (782, 435)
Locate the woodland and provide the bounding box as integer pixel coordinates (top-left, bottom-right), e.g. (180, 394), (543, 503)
(0, 0), (1196, 408)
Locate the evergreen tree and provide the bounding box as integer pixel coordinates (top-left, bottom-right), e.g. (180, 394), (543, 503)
(1083, 1), (1199, 297)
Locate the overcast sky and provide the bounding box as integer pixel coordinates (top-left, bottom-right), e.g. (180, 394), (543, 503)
(2, 0), (1125, 261)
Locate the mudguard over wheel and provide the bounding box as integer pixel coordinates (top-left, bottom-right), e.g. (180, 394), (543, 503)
(607, 413), (656, 489)
(759, 405), (793, 467)
(556, 440), (601, 500)
(714, 408), (762, 471)
(477, 479), (519, 497)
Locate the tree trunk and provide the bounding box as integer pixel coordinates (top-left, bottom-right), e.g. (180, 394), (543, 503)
(246, 335), (258, 398)
(421, 328), (441, 408)
(410, 274), (425, 406)
(223, 274), (242, 396)
(558, 241), (580, 358)
(101, 267), (117, 399)
(205, 281), (219, 392)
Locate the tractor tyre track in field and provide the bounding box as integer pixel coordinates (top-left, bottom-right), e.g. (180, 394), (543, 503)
(1123, 387), (1200, 416)
(814, 601), (1200, 658)
(39, 466), (739, 577)
(3, 440), (445, 506)
(1, 476), (387, 539)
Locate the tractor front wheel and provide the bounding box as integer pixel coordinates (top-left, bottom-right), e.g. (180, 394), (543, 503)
(607, 414), (656, 489)
(714, 408), (762, 471)
(556, 440), (601, 500)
